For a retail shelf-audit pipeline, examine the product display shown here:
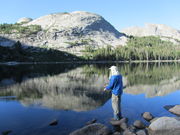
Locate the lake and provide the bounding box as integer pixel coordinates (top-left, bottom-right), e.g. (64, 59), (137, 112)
(0, 62), (180, 135)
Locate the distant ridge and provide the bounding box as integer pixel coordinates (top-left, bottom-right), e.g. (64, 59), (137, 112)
(121, 23), (180, 44)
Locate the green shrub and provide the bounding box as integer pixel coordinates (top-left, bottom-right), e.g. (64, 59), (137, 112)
(0, 23), (41, 35)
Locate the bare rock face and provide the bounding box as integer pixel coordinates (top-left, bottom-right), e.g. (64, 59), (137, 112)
(26, 11), (127, 53)
(17, 17), (33, 24)
(121, 23), (180, 44)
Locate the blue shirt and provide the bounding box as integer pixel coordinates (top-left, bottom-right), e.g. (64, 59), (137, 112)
(106, 75), (123, 96)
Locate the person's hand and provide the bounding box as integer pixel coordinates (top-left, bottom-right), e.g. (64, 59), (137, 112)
(103, 87), (106, 91)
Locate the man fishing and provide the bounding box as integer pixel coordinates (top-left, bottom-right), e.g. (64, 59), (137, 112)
(104, 65), (123, 120)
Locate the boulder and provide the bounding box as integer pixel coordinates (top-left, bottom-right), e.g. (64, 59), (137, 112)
(148, 129), (180, 135)
(136, 129), (147, 135)
(110, 117), (128, 126)
(169, 105), (180, 116)
(133, 120), (146, 129)
(123, 129), (136, 135)
(142, 112), (154, 121)
(69, 123), (111, 135)
(112, 132), (121, 135)
(128, 125), (136, 133)
(86, 118), (97, 125)
(149, 117), (180, 131)
(120, 122), (128, 130)
(164, 105), (174, 110)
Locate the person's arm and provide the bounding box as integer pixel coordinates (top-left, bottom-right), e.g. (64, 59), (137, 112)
(105, 76), (115, 90)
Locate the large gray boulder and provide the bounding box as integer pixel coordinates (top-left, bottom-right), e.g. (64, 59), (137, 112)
(149, 117), (180, 131)
(69, 123), (111, 135)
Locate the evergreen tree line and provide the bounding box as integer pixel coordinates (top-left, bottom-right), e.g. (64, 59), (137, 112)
(84, 36), (180, 61)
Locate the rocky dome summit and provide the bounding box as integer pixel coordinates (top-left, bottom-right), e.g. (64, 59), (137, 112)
(26, 11), (120, 35)
(24, 11), (127, 50)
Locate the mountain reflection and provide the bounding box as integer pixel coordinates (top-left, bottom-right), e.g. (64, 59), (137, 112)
(0, 66), (111, 111)
(0, 62), (180, 111)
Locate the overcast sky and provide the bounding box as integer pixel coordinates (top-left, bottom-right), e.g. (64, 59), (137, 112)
(0, 0), (180, 30)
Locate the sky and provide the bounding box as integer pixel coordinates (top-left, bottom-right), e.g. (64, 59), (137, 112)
(0, 0), (180, 31)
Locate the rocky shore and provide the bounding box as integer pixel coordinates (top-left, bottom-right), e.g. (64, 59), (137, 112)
(69, 104), (180, 135)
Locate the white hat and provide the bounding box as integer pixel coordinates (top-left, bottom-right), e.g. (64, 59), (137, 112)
(109, 65), (117, 70)
(109, 66), (119, 75)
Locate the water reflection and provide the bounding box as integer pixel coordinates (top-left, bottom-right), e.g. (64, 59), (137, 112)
(82, 63), (180, 97)
(0, 62), (180, 135)
(0, 66), (111, 111)
(0, 63), (180, 110)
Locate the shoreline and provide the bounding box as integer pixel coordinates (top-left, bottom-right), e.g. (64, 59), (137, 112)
(0, 60), (180, 65)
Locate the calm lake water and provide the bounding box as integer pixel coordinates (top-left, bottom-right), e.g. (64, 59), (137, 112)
(0, 62), (180, 135)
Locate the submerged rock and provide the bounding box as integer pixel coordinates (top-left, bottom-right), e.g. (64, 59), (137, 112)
(142, 112), (154, 121)
(110, 117), (128, 126)
(86, 118), (97, 125)
(69, 123), (111, 135)
(2, 130), (12, 135)
(149, 117), (180, 131)
(49, 119), (58, 126)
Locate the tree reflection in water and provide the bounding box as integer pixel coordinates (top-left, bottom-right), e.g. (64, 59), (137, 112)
(0, 62), (180, 111)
